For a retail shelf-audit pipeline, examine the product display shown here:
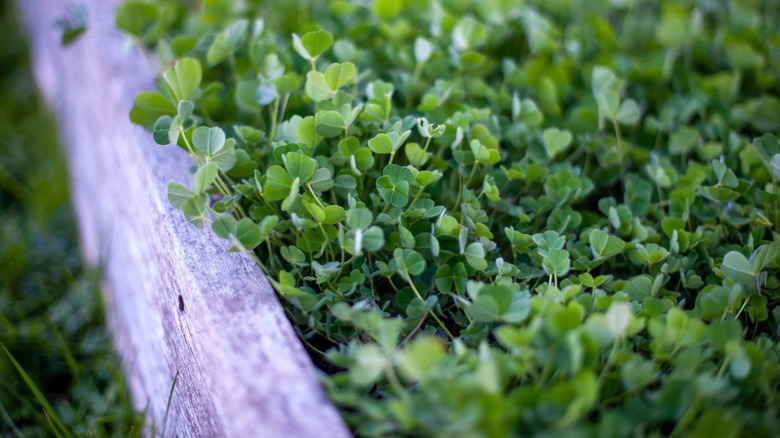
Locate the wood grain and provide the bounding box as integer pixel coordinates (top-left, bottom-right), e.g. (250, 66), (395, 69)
(18, 1), (349, 436)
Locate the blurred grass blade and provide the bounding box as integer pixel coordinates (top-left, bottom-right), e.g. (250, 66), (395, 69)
(0, 342), (74, 438)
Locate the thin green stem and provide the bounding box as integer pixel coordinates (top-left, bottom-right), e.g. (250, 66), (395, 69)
(404, 270), (454, 340)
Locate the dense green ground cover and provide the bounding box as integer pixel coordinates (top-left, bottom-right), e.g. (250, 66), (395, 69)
(0, 3), (141, 436)
(122, 0), (780, 435)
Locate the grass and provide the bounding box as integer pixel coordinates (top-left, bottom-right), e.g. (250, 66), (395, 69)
(0, 2), (143, 436)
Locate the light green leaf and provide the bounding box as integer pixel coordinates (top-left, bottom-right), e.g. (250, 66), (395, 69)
(543, 248), (570, 277)
(396, 336), (444, 382)
(264, 165), (293, 201)
(130, 92), (176, 130)
(163, 57), (202, 102)
(616, 98), (640, 125)
(324, 62), (356, 91)
(589, 229), (626, 259)
(236, 218), (262, 250)
(193, 162), (218, 193)
(293, 30), (333, 61)
(212, 215), (236, 239)
(721, 251), (755, 284)
(167, 181), (195, 209)
(305, 71), (333, 102)
(464, 242), (487, 271)
(542, 127), (572, 159)
(207, 19), (248, 65)
(284, 152), (317, 183)
(191, 126), (226, 156)
(368, 133), (395, 154)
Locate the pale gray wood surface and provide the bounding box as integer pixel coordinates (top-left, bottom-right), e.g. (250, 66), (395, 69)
(19, 1), (349, 436)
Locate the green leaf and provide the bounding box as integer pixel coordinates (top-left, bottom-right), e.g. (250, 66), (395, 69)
(616, 99), (640, 125)
(324, 62), (356, 91)
(193, 162), (219, 193)
(191, 126), (226, 156)
(177, 100), (194, 124)
(236, 218), (262, 250)
(542, 127), (572, 159)
(348, 345), (386, 386)
(284, 152), (317, 183)
(212, 215), (237, 239)
(181, 193), (207, 229)
(322, 205), (346, 225)
(167, 181), (195, 209)
(293, 30), (333, 60)
(362, 226), (385, 252)
(376, 175), (410, 207)
(309, 167), (334, 192)
(464, 242), (487, 271)
(394, 248), (426, 276)
(605, 302), (633, 338)
(282, 176), (300, 211)
(163, 57), (202, 102)
(115, 1), (159, 37)
(373, 0), (402, 19)
(153, 115), (174, 145)
(368, 133), (395, 154)
(376, 164), (413, 207)
(396, 336), (444, 383)
(721, 251), (755, 284)
(589, 229), (625, 259)
(297, 115), (323, 147)
(711, 160), (738, 188)
(543, 248), (570, 277)
(305, 71), (333, 102)
(207, 19), (248, 65)
(130, 92), (176, 130)
(211, 138), (237, 171)
(435, 263), (467, 294)
(347, 207), (373, 229)
(316, 110), (346, 137)
(771, 154), (780, 180)
(264, 165), (293, 201)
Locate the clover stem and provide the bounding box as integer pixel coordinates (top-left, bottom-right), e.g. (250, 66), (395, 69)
(669, 395), (700, 438)
(247, 250), (269, 273)
(180, 130), (203, 167)
(771, 171), (779, 230)
(408, 184), (427, 207)
(612, 116), (625, 183)
(216, 175), (246, 219)
(404, 270), (454, 341)
(399, 314), (428, 346)
(268, 96), (280, 145)
(465, 162), (480, 188)
(384, 362), (405, 395)
(307, 183), (327, 210)
(452, 173), (464, 214)
(299, 335), (327, 357)
(404, 63), (423, 111)
(733, 296), (750, 321)
(598, 337), (620, 388)
(422, 135), (433, 154)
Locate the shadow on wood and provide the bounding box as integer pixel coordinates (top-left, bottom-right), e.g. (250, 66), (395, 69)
(19, 0), (349, 436)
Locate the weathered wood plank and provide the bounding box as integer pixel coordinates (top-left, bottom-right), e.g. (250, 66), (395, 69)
(18, 1), (349, 436)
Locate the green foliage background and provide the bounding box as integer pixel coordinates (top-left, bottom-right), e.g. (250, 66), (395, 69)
(0, 2), (141, 436)
(122, 0), (780, 436)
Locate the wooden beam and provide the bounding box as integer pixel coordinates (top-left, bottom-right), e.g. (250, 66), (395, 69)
(18, 1), (349, 436)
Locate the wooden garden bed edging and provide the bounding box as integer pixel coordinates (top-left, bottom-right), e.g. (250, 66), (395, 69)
(19, 1), (350, 436)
